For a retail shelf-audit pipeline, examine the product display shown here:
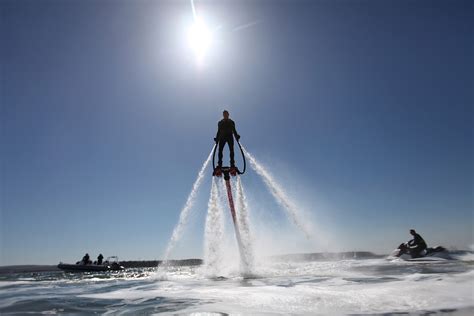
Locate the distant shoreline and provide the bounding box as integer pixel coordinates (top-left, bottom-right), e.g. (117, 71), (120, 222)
(0, 259), (202, 274)
(0, 251), (383, 274)
(1, 250), (471, 275)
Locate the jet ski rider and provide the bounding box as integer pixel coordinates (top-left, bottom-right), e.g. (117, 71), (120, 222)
(214, 110), (240, 168)
(408, 229), (427, 258)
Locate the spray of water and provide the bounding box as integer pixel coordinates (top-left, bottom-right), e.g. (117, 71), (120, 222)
(162, 149), (213, 262)
(234, 177), (255, 273)
(244, 150), (313, 239)
(159, 145), (315, 278)
(203, 177), (226, 276)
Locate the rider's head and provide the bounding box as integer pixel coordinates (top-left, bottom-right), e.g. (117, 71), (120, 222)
(223, 110), (229, 119)
(409, 229), (416, 236)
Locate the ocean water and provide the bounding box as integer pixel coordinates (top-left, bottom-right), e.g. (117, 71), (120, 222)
(1, 254), (473, 315)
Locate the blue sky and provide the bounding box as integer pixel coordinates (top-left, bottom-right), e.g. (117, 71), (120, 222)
(1, 0), (472, 265)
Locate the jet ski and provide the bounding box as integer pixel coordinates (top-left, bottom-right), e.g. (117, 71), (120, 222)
(390, 243), (451, 261)
(58, 256), (124, 272)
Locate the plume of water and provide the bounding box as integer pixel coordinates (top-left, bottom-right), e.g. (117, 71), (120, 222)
(234, 177), (255, 274)
(244, 150), (313, 239)
(203, 177), (226, 276)
(162, 149), (213, 262)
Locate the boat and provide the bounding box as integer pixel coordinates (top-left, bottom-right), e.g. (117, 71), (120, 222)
(58, 256), (124, 272)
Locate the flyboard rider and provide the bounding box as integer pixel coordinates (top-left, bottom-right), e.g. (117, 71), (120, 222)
(214, 110), (240, 168)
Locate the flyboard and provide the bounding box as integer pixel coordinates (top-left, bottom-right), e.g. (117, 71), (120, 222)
(212, 140), (246, 260)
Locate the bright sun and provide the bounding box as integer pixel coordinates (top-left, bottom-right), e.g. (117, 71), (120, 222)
(188, 18), (213, 64)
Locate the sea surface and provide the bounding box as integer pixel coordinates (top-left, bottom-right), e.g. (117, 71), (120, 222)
(1, 254), (473, 315)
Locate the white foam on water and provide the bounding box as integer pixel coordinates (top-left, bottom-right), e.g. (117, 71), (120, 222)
(161, 149), (213, 262)
(80, 260), (474, 314)
(0, 281), (36, 288)
(453, 252), (474, 262)
(244, 150), (313, 239)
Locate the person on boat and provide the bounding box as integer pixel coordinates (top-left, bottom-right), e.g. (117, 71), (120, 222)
(407, 229), (427, 258)
(81, 253), (90, 265)
(97, 254), (104, 265)
(214, 110), (240, 168)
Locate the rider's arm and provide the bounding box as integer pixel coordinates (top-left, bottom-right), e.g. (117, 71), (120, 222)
(232, 121), (240, 139)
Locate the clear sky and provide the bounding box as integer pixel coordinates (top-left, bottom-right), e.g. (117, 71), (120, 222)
(1, 0), (472, 265)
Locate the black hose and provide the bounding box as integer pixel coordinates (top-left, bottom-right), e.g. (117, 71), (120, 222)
(212, 142), (217, 171)
(236, 140), (246, 175)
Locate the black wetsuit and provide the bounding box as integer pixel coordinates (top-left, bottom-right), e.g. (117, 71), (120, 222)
(215, 119), (240, 167)
(408, 233), (427, 258)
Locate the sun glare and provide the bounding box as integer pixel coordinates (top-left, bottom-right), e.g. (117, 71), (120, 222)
(188, 19), (213, 64)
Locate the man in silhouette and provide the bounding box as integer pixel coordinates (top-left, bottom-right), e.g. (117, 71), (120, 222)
(81, 253), (90, 265)
(97, 254), (104, 265)
(214, 110), (240, 168)
(407, 229), (427, 258)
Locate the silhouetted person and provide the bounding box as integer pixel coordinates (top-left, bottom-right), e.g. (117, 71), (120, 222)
(81, 253), (90, 265)
(97, 254), (104, 265)
(408, 229), (427, 258)
(214, 110), (240, 168)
